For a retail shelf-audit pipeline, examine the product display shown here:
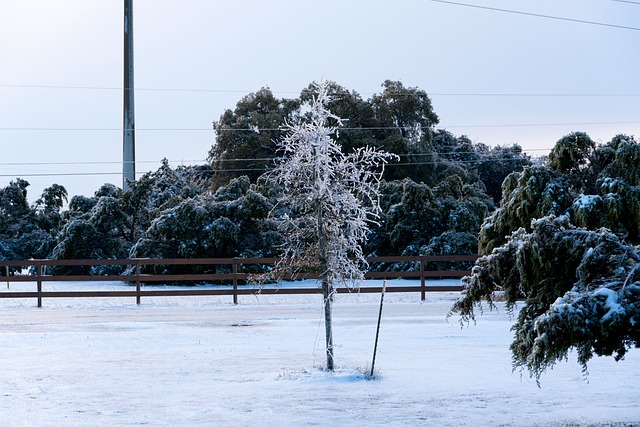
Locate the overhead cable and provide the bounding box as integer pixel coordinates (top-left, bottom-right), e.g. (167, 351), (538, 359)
(428, 0), (640, 31)
(0, 157), (546, 179)
(1, 121), (638, 132)
(0, 148), (548, 168)
(1, 84), (638, 98)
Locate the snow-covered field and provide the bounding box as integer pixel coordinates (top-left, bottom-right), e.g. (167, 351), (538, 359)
(1, 280), (638, 426)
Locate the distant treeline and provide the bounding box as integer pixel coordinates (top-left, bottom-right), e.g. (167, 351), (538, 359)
(7, 81), (636, 277)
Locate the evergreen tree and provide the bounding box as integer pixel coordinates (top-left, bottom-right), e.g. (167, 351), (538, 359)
(451, 133), (640, 382)
(368, 176), (494, 265)
(50, 161), (214, 273)
(0, 180), (68, 264)
(208, 88), (300, 189)
(130, 176), (280, 277)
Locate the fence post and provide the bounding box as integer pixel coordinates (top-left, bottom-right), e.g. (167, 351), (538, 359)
(135, 261), (141, 305)
(232, 258), (238, 305)
(37, 262), (43, 308)
(420, 255), (426, 301)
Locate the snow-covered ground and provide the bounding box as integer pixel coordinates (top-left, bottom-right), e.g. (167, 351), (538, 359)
(1, 280), (638, 426)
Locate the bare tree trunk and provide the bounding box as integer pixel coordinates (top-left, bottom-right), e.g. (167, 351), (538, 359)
(317, 199), (334, 371)
(322, 276), (334, 371)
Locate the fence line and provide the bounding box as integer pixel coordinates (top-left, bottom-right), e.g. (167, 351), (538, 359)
(0, 255), (477, 307)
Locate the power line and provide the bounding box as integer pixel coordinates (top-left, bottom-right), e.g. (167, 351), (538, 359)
(2, 121), (637, 132)
(0, 159), (207, 167)
(0, 172), (132, 178)
(0, 84), (259, 94)
(0, 153), (547, 175)
(438, 121), (640, 129)
(0, 127), (211, 131)
(0, 148), (548, 168)
(1, 84), (639, 98)
(428, 0), (640, 31)
(611, 0), (640, 4)
(0, 157), (544, 179)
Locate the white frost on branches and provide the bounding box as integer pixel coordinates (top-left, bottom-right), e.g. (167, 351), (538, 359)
(270, 80), (397, 291)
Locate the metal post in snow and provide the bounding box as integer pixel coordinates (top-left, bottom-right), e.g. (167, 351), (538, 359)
(232, 259), (238, 305)
(135, 261), (141, 305)
(370, 280), (387, 377)
(37, 263), (43, 308)
(420, 255), (426, 301)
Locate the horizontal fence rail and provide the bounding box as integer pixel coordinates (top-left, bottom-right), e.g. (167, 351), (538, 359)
(0, 255), (477, 307)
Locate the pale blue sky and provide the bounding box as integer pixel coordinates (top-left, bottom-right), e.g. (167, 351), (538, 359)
(1, 0), (638, 201)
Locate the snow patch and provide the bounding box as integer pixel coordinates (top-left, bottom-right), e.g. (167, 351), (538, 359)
(595, 287), (625, 322)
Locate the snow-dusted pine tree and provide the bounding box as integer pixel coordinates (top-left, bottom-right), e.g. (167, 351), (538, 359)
(268, 81), (396, 371)
(450, 133), (640, 383)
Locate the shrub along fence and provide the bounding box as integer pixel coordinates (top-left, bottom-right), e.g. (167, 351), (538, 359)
(0, 255), (477, 307)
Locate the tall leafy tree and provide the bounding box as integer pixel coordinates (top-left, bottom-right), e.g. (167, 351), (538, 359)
(475, 143), (532, 203)
(208, 88), (300, 189)
(370, 80), (439, 182)
(208, 81), (445, 186)
(0, 180), (68, 263)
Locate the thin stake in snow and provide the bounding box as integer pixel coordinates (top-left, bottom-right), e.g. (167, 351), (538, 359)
(370, 280), (387, 377)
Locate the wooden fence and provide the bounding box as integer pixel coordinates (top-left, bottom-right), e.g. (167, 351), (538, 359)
(0, 255), (477, 307)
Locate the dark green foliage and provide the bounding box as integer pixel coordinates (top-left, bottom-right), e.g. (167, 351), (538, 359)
(208, 88), (300, 189)
(452, 132), (640, 381)
(0, 180), (68, 265)
(475, 143), (532, 203)
(422, 231), (479, 271)
(50, 220), (114, 269)
(480, 133), (640, 252)
(130, 176), (279, 277)
(131, 197), (237, 261)
(430, 130), (479, 185)
(67, 195), (97, 216)
(548, 131), (596, 175)
(368, 175), (494, 271)
(606, 134), (640, 186)
(49, 161), (215, 274)
(209, 80), (446, 187)
(479, 166), (573, 254)
(452, 216), (640, 382)
(387, 179), (441, 254)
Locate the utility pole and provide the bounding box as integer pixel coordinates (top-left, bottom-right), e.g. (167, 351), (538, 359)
(123, 0), (135, 190)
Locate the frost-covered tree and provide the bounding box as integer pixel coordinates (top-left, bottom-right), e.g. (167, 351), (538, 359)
(479, 133), (639, 254)
(268, 81), (395, 370)
(50, 161), (214, 273)
(478, 165), (573, 254)
(0, 180), (68, 264)
(451, 133), (640, 382)
(130, 176), (279, 276)
(451, 216), (640, 382)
